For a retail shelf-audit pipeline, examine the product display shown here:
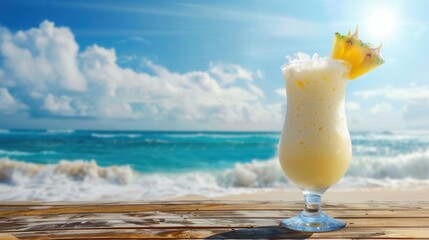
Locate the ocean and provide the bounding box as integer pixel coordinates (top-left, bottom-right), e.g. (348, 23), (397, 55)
(1, 130), (429, 201)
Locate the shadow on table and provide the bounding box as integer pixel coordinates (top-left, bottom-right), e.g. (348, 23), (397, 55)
(206, 226), (312, 239)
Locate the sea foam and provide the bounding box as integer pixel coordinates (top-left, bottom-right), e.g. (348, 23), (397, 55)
(46, 129), (75, 134)
(91, 133), (142, 138)
(0, 158), (227, 201)
(0, 149), (32, 156)
(1, 147), (429, 201)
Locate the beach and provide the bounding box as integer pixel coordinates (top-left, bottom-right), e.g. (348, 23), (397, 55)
(174, 188), (429, 202)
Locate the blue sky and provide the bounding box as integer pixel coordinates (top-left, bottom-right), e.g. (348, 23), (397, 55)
(0, 0), (428, 131)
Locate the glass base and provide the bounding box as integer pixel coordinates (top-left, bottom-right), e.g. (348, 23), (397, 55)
(280, 210), (345, 232)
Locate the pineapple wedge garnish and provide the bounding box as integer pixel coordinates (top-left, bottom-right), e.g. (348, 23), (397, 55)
(332, 26), (384, 79)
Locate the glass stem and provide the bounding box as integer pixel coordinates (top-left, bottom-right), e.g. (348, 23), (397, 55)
(304, 193), (321, 215)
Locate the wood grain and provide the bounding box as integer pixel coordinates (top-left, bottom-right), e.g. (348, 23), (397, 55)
(0, 201), (428, 239)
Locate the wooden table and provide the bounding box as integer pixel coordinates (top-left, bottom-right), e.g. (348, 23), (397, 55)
(0, 201), (428, 239)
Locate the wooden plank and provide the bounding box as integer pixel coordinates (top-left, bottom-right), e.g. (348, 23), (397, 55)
(1, 201), (428, 239)
(1, 201), (428, 209)
(3, 212), (429, 225)
(1, 217), (429, 232)
(1, 203), (428, 218)
(2, 209), (429, 221)
(6, 227), (429, 239)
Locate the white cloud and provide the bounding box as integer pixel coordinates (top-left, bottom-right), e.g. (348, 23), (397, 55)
(0, 88), (27, 114)
(119, 36), (151, 45)
(345, 102), (360, 111)
(403, 99), (429, 128)
(371, 102), (393, 115)
(0, 21), (86, 92)
(355, 85), (429, 128)
(42, 94), (88, 117)
(246, 83), (265, 98)
(0, 20), (282, 124)
(275, 88), (286, 98)
(255, 69), (264, 79)
(103, 103), (141, 119)
(355, 85), (429, 100)
(209, 62), (253, 86)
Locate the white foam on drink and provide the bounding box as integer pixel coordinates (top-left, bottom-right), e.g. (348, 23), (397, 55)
(282, 52), (350, 80)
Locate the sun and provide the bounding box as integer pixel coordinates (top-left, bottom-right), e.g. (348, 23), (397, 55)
(367, 9), (396, 39)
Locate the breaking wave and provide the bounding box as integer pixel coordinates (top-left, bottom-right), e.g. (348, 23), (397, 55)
(45, 129), (75, 134)
(1, 148), (429, 201)
(91, 133), (142, 138)
(0, 149), (56, 157)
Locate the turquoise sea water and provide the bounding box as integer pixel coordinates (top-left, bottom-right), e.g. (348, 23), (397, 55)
(1, 130), (429, 200)
(0, 130), (279, 172)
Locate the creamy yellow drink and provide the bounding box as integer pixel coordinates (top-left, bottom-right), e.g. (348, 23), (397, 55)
(278, 27), (384, 232)
(279, 55), (352, 192)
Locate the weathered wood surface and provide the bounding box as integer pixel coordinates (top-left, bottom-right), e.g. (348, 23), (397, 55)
(0, 201), (428, 239)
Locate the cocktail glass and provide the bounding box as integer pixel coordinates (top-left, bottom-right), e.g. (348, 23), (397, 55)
(278, 57), (352, 232)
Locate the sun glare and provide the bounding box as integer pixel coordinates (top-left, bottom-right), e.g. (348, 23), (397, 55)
(368, 9), (396, 39)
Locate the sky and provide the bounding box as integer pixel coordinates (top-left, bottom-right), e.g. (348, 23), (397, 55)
(0, 0), (428, 131)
